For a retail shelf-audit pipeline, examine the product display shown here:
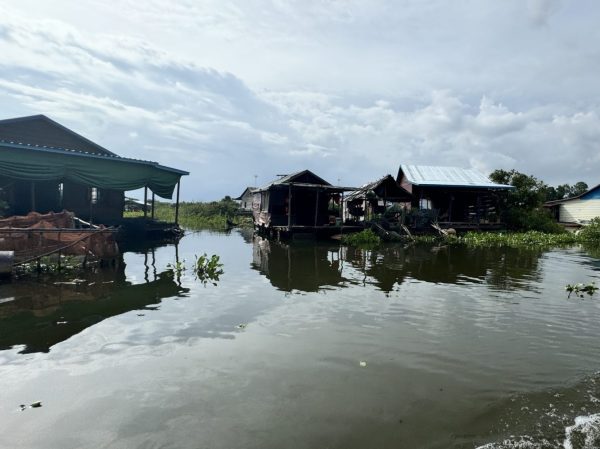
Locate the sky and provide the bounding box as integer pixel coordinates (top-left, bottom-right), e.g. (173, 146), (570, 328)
(0, 0), (599, 201)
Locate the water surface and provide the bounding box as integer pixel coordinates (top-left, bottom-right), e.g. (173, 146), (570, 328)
(1, 230), (600, 448)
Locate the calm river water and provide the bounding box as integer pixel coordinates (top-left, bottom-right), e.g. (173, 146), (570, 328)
(1, 229), (600, 449)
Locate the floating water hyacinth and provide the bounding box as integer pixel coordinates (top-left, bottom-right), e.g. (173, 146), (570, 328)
(565, 282), (598, 299)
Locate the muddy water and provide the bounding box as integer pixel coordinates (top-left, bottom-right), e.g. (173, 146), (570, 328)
(1, 230), (600, 448)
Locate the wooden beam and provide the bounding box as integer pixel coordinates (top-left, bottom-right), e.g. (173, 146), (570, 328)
(143, 186), (148, 219)
(175, 181), (181, 225)
(151, 192), (155, 220)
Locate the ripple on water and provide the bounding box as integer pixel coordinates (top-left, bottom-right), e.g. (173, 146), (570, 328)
(475, 414), (600, 448)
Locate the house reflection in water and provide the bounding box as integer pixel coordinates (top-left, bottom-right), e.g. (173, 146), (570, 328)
(343, 245), (543, 294)
(251, 236), (544, 295)
(0, 243), (188, 354)
(252, 236), (346, 292)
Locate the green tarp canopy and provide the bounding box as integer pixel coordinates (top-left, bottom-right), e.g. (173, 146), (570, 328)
(0, 142), (188, 199)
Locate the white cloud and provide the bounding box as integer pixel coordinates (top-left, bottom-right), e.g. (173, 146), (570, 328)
(0, 1), (599, 199)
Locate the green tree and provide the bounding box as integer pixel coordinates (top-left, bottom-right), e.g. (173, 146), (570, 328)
(489, 169), (562, 233)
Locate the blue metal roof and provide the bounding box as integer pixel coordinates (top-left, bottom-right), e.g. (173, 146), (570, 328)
(400, 164), (513, 189)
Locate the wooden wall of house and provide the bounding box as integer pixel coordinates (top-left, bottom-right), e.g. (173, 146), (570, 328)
(559, 199), (600, 223)
(62, 181), (124, 223)
(0, 177), (124, 223)
(412, 186), (500, 222)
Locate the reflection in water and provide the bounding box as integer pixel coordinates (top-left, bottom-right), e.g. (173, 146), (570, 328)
(3, 231), (600, 449)
(0, 244), (188, 354)
(252, 237), (543, 294)
(252, 236), (345, 292)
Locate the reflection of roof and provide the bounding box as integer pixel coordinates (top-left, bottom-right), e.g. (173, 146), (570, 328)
(399, 164), (513, 189)
(235, 187), (257, 200)
(544, 184), (600, 206)
(346, 174), (411, 201)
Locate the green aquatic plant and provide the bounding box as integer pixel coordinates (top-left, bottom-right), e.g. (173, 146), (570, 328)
(194, 254), (224, 285)
(565, 282), (598, 299)
(341, 229), (382, 246)
(166, 259), (186, 277)
(412, 231), (579, 248)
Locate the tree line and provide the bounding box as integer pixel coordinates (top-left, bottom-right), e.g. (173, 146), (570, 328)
(489, 169), (589, 233)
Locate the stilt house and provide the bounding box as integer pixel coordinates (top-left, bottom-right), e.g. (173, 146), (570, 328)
(252, 170), (356, 236)
(235, 187), (256, 211)
(397, 164), (513, 229)
(0, 115), (188, 224)
(343, 174), (412, 222)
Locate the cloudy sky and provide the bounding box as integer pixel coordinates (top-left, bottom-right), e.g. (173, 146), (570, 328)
(0, 0), (598, 200)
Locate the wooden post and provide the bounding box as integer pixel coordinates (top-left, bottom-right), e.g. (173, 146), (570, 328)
(143, 186), (148, 219)
(174, 181), (181, 225)
(340, 191), (344, 235)
(287, 184), (292, 230)
(151, 192), (155, 220)
(314, 189), (320, 227)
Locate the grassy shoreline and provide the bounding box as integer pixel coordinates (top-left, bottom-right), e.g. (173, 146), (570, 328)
(124, 200), (253, 230)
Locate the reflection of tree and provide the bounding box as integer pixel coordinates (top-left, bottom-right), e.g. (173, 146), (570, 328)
(344, 244), (543, 293)
(483, 247), (544, 292)
(0, 251), (189, 354)
(251, 236), (345, 292)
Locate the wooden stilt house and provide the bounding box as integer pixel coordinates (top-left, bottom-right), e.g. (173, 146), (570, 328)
(343, 174), (412, 222)
(397, 164), (513, 230)
(0, 115), (188, 225)
(252, 170), (358, 238)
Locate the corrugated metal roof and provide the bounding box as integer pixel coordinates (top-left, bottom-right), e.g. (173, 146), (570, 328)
(345, 174), (411, 201)
(400, 165), (513, 189)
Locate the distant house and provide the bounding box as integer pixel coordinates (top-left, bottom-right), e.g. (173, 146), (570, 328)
(0, 115), (188, 224)
(343, 174), (412, 222)
(544, 184), (600, 225)
(252, 169), (356, 236)
(397, 164), (513, 227)
(235, 186), (256, 211)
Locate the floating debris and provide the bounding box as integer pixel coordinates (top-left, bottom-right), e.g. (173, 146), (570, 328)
(21, 401), (42, 410)
(236, 323), (247, 329)
(359, 361), (367, 367)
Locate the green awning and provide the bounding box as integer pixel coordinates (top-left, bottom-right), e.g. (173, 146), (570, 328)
(0, 142), (188, 199)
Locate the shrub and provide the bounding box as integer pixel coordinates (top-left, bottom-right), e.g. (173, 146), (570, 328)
(503, 208), (564, 234)
(579, 217), (600, 242)
(341, 229), (381, 246)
